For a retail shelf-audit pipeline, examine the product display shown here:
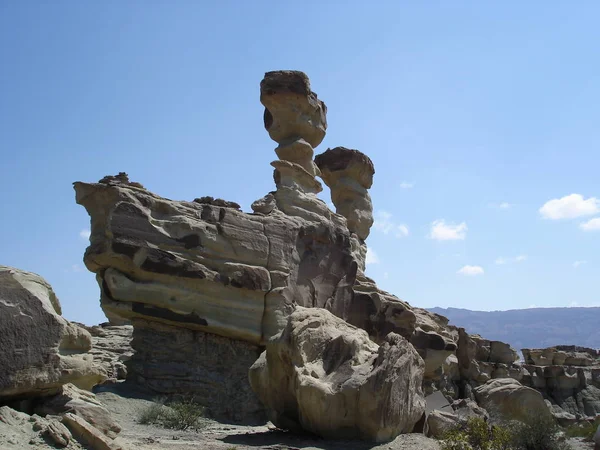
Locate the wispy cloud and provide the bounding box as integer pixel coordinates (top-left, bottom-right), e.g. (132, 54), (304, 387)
(496, 255), (528, 265)
(399, 181), (414, 189)
(573, 260), (587, 268)
(366, 248), (379, 265)
(79, 229), (91, 240)
(429, 220), (467, 241)
(457, 265), (484, 276)
(373, 211), (410, 238)
(580, 217), (600, 231)
(539, 194), (600, 220)
(489, 202), (513, 209)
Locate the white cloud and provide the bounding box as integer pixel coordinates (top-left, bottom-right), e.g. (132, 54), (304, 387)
(496, 255), (527, 264)
(429, 220), (467, 241)
(569, 301), (579, 307)
(71, 264), (83, 273)
(366, 248), (379, 265)
(457, 265), (484, 276)
(539, 194), (600, 220)
(79, 229), (91, 240)
(573, 260), (587, 268)
(580, 217), (600, 231)
(490, 202), (513, 209)
(373, 211), (409, 238)
(399, 181), (414, 189)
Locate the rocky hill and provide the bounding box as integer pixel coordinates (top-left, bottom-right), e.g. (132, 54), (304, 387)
(428, 307), (600, 351)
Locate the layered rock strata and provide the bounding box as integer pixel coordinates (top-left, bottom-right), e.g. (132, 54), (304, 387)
(520, 346), (600, 420)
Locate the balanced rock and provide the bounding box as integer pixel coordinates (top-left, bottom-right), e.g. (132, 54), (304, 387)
(0, 266), (106, 401)
(249, 307), (426, 442)
(315, 146), (375, 241)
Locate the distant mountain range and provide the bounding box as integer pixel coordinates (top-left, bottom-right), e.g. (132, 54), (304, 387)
(427, 307), (600, 352)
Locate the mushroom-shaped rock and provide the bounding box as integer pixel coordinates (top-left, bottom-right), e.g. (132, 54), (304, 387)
(249, 307), (426, 442)
(315, 147), (375, 240)
(260, 70), (327, 148)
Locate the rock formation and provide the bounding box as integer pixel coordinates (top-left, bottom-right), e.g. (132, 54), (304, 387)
(249, 308), (425, 442)
(520, 346), (600, 421)
(71, 69), (600, 440)
(74, 70), (458, 439)
(473, 378), (551, 424)
(0, 266), (106, 401)
(0, 266), (123, 449)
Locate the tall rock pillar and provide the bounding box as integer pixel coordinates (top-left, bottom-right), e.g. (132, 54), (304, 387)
(259, 70), (330, 220)
(315, 147), (375, 272)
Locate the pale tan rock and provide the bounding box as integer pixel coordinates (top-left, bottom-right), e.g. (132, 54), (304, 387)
(260, 70), (327, 149)
(473, 378), (551, 423)
(0, 266), (106, 401)
(35, 383), (121, 438)
(315, 147), (375, 240)
(425, 410), (459, 438)
(62, 412), (121, 450)
(249, 307), (426, 442)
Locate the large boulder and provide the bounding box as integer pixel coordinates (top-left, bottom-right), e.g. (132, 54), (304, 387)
(474, 378), (551, 423)
(0, 266), (106, 400)
(249, 307), (426, 442)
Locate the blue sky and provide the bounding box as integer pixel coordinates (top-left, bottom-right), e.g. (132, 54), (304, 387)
(1, 2), (599, 325)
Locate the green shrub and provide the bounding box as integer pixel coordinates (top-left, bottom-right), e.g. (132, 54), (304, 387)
(565, 416), (600, 441)
(137, 396), (207, 431)
(440, 415), (571, 450)
(441, 417), (512, 450)
(509, 414), (571, 450)
(161, 398), (207, 431)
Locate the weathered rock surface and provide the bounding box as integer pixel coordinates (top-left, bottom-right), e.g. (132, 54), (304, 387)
(249, 307), (426, 442)
(473, 378), (551, 423)
(127, 318), (266, 423)
(315, 147), (375, 241)
(35, 383), (121, 439)
(75, 323), (133, 383)
(520, 346), (600, 419)
(0, 266), (106, 401)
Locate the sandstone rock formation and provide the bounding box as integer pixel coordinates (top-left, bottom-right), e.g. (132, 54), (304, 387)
(473, 378), (551, 423)
(520, 346), (600, 420)
(315, 146), (375, 241)
(0, 266), (106, 401)
(72, 69), (599, 439)
(249, 307), (426, 442)
(35, 383), (121, 439)
(75, 323), (133, 383)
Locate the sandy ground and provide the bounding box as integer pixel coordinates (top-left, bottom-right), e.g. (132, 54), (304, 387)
(96, 383), (442, 450)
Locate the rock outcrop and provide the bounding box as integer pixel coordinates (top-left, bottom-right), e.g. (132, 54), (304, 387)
(249, 307), (425, 442)
(0, 266), (106, 401)
(520, 346), (600, 420)
(74, 71), (447, 428)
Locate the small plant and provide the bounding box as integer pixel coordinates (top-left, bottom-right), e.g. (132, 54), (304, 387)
(565, 416), (600, 441)
(138, 398), (166, 425)
(509, 414), (571, 450)
(441, 417), (512, 450)
(137, 396), (207, 431)
(161, 397), (207, 431)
